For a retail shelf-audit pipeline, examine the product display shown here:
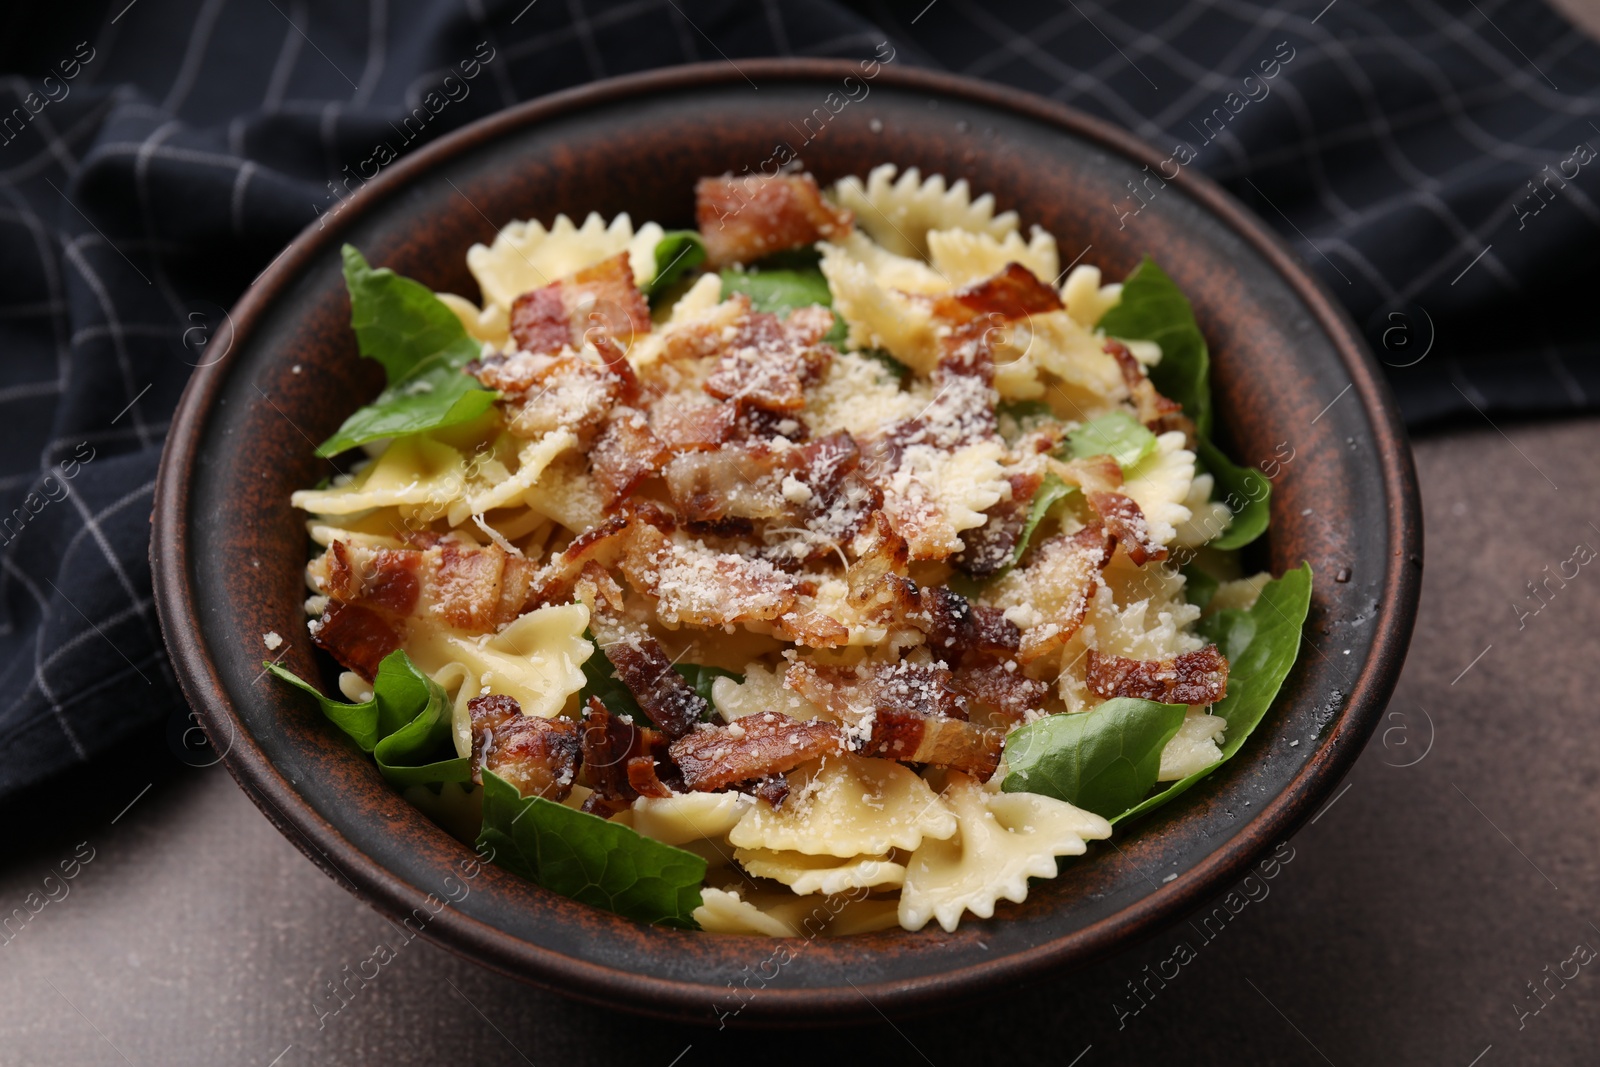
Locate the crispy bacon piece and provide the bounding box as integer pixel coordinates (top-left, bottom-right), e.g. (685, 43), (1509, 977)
(695, 173), (853, 269)
(1013, 523), (1115, 664)
(650, 398), (735, 452)
(592, 407), (666, 506)
(771, 608), (851, 648)
(316, 538), (535, 633)
(932, 262), (1066, 324)
(910, 585), (1022, 666)
(950, 662), (1050, 726)
(1087, 490), (1167, 565)
(471, 350), (625, 438)
(525, 515), (632, 607)
(468, 693), (581, 800)
(1085, 645), (1230, 706)
(619, 521), (798, 628)
(627, 756), (674, 799)
(703, 306), (833, 413)
(1054, 454), (1123, 494)
(844, 511), (914, 618)
(785, 660), (1002, 779)
(579, 696), (665, 812)
(1103, 339), (1185, 430)
(742, 774), (790, 808)
(508, 251), (650, 354)
(661, 448), (787, 525)
(311, 599), (401, 678)
(580, 583), (709, 742)
(954, 470), (1041, 579)
(669, 713), (847, 792)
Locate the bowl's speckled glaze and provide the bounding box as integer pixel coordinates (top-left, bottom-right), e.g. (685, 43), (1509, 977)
(151, 60), (1421, 1025)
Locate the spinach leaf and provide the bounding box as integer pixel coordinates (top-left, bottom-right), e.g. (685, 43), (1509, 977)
(1096, 256), (1269, 549)
(1065, 410), (1158, 469)
(718, 266), (847, 347)
(1098, 257), (1211, 437)
(1117, 563), (1313, 822)
(476, 770), (705, 928)
(266, 649), (470, 786)
(996, 399), (1051, 423)
(642, 231), (706, 300)
(1002, 698), (1189, 820)
(1180, 562), (1220, 611)
(672, 664), (742, 708)
(317, 246), (498, 457)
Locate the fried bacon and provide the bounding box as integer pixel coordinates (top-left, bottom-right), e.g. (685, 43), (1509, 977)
(910, 585), (1022, 667)
(954, 470), (1041, 579)
(931, 262), (1065, 325)
(702, 306), (833, 413)
(471, 350), (626, 439)
(949, 662), (1050, 725)
(619, 521), (798, 627)
(507, 252), (651, 354)
(592, 407), (667, 506)
(669, 713), (847, 793)
(1085, 645), (1230, 706)
(580, 580), (709, 742)
(1087, 490), (1167, 565)
(311, 599), (401, 678)
(1013, 523), (1115, 664)
(661, 447), (787, 525)
(316, 538), (535, 634)
(525, 515), (632, 607)
(785, 660), (1002, 779)
(1103, 339), (1185, 430)
(579, 695), (667, 813)
(468, 693), (581, 800)
(650, 398), (735, 452)
(695, 173), (853, 269)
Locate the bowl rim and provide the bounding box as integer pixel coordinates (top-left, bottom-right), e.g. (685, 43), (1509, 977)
(151, 57), (1421, 1021)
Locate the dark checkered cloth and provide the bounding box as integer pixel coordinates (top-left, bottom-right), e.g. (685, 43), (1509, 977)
(0, 0), (1595, 794)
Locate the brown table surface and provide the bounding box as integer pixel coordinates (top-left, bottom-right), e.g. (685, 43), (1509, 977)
(2, 417), (1597, 1066)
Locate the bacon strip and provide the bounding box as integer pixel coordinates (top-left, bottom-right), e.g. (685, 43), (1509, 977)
(315, 538), (535, 634)
(702, 306), (833, 413)
(669, 713), (847, 792)
(1085, 645), (1230, 706)
(311, 600), (401, 679)
(1103, 339), (1185, 430)
(471, 350), (626, 439)
(619, 522), (798, 628)
(954, 470), (1040, 579)
(950, 662), (1050, 725)
(695, 173), (853, 269)
(579, 695), (665, 813)
(508, 252), (650, 355)
(910, 585), (1021, 667)
(468, 693), (581, 800)
(932, 262), (1066, 324)
(1087, 490), (1167, 565)
(592, 408), (666, 506)
(579, 575), (709, 742)
(1013, 523), (1115, 664)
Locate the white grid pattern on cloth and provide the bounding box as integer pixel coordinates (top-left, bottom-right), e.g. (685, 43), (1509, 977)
(872, 0), (1600, 421)
(0, 0), (888, 793)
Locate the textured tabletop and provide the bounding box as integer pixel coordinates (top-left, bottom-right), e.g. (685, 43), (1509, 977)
(1, 418), (1596, 1066)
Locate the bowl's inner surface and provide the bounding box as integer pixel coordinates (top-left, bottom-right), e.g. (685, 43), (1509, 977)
(182, 69), (1400, 1017)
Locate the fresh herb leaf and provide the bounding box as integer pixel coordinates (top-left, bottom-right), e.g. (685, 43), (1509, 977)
(642, 231), (706, 300)
(1198, 438), (1271, 550)
(317, 246), (498, 457)
(1117, 563), (1313, 822)
(1065, 411), (1158, 469)
(1095, 256), (1270, 548)
(266, 649), (470, 786)
(718, 266), (848, 347)
(1180, 562), (1220, 611)
(1098, 257), (1211, 438)
(672, 664), (741, 708)
(476, 769), (705, 928)
(996, 399), (1051, 423)
(749, 245), (825, 271)
(578, 630), (647, 724)
(1002, 698), (1189, 820)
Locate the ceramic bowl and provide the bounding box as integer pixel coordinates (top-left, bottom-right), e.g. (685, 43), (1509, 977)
(151, 59), (1421, 1024)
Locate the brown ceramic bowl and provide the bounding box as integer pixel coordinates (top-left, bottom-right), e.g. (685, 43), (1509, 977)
(151, 60), (1421, 1024)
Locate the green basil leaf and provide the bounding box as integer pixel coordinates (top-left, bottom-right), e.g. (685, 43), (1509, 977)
(266, 648), (469, 786)
(1002, 698), (1189, 820)
(475, 769), (705, 928)
(317, 246), (497, 457)
(1117, 562), (1313, 822)
(1095, 256), (1270, 548)
(1098, 257), (1211, 438)
(718, 266), (847, 347)
(672, 664), (742, 708)
(642, 231), (706, 299)
(1065, 411), (1158, 469)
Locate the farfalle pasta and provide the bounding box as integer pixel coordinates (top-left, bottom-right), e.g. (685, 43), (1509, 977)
(272, 165), (1311, 935)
